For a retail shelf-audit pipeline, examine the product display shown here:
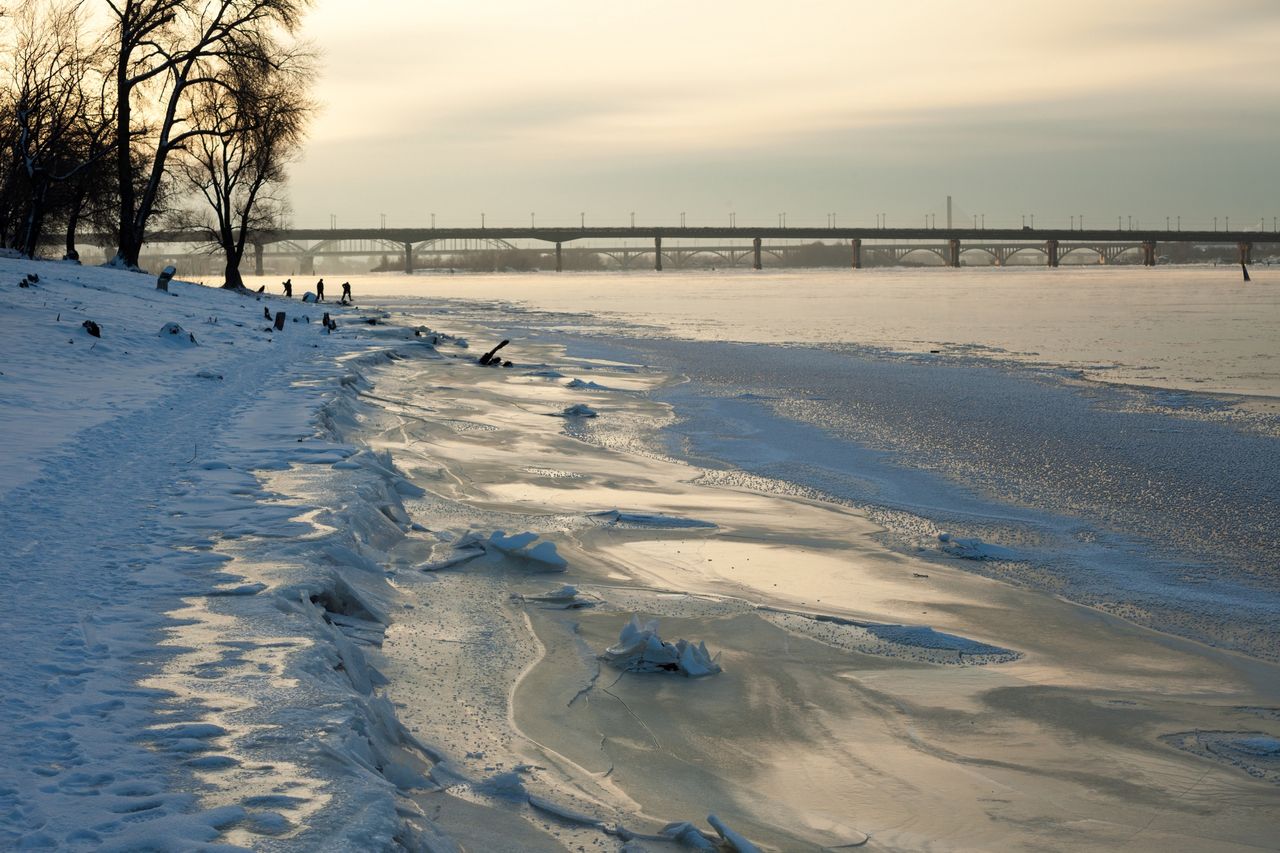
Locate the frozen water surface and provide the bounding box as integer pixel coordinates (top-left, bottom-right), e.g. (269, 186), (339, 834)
(343, 265), (1280, 397)
(338, 265), (1280, 659)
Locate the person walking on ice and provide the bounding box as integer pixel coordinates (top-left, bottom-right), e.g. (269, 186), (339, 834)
(340, 282), (352, 305)
(315, 278), (325, 301)
(282, 278), (292, 297)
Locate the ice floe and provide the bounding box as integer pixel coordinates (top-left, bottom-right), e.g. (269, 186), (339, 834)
(565, 378), (610, 390)
(486, 530), (569, 570)
(556, 403), (598, 418)
(421, 530), (569, 572)
(600, 616), (721, 677)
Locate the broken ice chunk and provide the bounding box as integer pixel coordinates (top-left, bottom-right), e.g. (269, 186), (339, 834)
(601, 616), (721, 677)
(524, 541), (567, 570)
(515, 584), (594, 609)
(556, 403), (598, 418)
(481, 530), (569, 571)
(488, 531), (539, 551)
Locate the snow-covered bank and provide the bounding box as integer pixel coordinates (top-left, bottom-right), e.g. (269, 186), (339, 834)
(0, 259), (441, 849)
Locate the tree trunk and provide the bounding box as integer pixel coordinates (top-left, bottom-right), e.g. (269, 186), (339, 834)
(20, 181), (49, 259)
(222, 247), (245, 289)
(64, 188), (83, 259)
(114, 50), (138, 268)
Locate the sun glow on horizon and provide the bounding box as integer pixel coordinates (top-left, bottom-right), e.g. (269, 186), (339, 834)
(287, 0), (1280, 229)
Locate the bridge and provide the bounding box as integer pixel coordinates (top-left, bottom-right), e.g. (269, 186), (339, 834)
(74, 226), (1275, 274)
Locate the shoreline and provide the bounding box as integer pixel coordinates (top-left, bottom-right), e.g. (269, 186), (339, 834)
(350, 307), (1280, 850)
(271, 264), (1280, 402)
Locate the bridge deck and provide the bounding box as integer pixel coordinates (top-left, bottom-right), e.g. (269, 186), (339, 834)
(127, 226), (1273, 246)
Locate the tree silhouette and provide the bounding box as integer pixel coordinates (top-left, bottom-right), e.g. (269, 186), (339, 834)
(179, 43), (312, 288)
(104, 0), (309, 269)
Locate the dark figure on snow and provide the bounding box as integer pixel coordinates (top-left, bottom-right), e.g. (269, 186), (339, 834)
(283, 278), (292, 297)
(315, 278), (325, 301)
(340, 282), (352, 305)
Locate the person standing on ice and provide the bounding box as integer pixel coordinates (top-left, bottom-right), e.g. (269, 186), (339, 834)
(282, 278), (292, 297)
(315, 278), (325, 301)
(340, 281), (352, 304)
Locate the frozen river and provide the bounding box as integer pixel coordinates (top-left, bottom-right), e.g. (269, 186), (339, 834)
(249, 265), (1280, 658)
(319, 265), (1280, 398)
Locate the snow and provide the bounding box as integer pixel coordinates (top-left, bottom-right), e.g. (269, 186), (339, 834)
(0, 257), (435, 849)
(157, 321), (199, 344)
(9, 257), (1269, 850)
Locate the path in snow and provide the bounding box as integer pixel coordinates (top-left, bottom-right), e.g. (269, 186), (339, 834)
(0, 358), (280, 849)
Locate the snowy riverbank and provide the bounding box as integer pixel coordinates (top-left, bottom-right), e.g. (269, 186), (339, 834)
(0, 258), (441, 849)
(4, 258), (1279, 851)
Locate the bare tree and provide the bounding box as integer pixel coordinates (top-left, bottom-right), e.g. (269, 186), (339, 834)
(58, 112), (119, 260)
(105, 0), (309, 269)
(0, 0), (113, 257)
(180, 43), (311, 288)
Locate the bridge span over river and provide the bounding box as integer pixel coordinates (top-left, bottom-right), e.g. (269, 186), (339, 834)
(125, 226), (1272, 274)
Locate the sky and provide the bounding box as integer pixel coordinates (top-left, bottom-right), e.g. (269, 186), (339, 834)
(287, 0), (1280, 231)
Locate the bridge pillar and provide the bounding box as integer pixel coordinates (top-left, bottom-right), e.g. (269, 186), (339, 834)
(654, 237), (663, 271)
(301, 254), (315, 275)
(1239, 242), (1253, 265)
(752, 236), (762, 270)
(1046, 239), (1059, 268)
(403, 242), (414, 274)
(1143, 241), (1157, 266)
(851, 238), (862, 269)
(253, 242), (264, 276)
(948, 238), (961, 268)
(555, 242), (563, 272)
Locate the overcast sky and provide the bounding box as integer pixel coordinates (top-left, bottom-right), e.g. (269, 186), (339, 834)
(288, 0), (1280, 230)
